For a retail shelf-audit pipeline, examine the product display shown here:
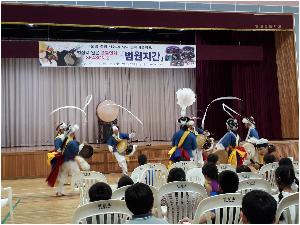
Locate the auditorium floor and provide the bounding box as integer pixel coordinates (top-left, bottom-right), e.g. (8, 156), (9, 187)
(1, 173), (122, 224)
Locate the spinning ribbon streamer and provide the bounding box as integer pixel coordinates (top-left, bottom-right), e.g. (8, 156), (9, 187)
(50, 95), (93, 121)
(100, 102), (143, 126)
(201, 96), (242, 129)
(222, 103), (242, 118)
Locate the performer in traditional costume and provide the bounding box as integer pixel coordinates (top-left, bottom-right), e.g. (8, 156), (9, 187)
(187, 120), (205, 166)
(242, 116), (269, 167)
(242, 116), (259, 141)
(107, 125), (137, 175)
(54, 122), (68, 152)
(216, 118), (247, 167)
(170, 117), (197, 163)
(169, 88), (197, 166)
(46, 124), (90, 196)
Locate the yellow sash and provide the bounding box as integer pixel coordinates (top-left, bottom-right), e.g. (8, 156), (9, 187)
(168, 131), (191, 156)
(47, 152), (58, 166)
(228, 148), (247, 167)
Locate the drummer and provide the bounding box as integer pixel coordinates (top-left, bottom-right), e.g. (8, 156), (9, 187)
(107, 125), (136, 175)
(216, 118), (247, 167)
(242, 116), (259, 141)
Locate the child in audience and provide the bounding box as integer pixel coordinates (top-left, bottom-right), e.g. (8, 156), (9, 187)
(274, 165), (297, 201)
(125, 183), (168, 224)
(179, 170), (239, 224)
(207, 154), (219, 165)
(88, 182), (112, 202)
(263, 153), (277, 165)
(117, 175), (134, 188)
(236, 165), (251, 173)
(167, 168), (186, 183)
(87, 182), (112, 224)
(278, 157), (299, 189)
(241, 190), (277, 224)
(202, 162), (219, 196)
(138, 154), (147, 166)
(218, 170), (239, 193)
(274, 165), (298, 223)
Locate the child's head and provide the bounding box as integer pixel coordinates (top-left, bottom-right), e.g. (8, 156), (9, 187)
(207, 154), (219, 165)
(218, 170), (239, 193)
(263, 154), (276, 165)
(202, 162), (218, 180)
(279, 157), (293, 167)
(241, 190), (277, 224)
(125, 183), (154, 216)
(167, 168), (186, 183)
(236, 165), (251, 173)
(117, 175), (134, 188)
(88, 182), (112, 202)
(138, 154), (147, 166)
(275, 165), (295, 190)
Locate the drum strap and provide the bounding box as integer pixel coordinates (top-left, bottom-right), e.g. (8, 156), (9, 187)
(113, 133), (122, 142)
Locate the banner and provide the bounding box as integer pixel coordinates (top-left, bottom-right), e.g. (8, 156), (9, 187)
(39, 41), (196, 68)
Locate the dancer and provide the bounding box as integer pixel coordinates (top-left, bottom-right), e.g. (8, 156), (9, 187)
(216, 118), (247, 167)
(169, 88), (197, 166)
(107, 125), (137, 175)
(242, 116), (259, 141)
(46, 124), (90, 196)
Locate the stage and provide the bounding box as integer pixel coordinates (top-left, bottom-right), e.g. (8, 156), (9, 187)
(1, 140), (298, 180)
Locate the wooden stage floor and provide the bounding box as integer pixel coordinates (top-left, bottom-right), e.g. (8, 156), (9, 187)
(1, 173), (122, 224)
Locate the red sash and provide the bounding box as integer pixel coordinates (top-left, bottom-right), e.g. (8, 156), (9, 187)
(46, 154), (64, 187)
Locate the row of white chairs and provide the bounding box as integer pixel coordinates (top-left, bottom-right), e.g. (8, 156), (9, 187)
(72, 182), (299, 224)
(72, 161), (298, 206)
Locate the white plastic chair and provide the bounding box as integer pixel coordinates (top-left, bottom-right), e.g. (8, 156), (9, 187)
(237, 172), (263, 181)
(259, 162), (279, 194)
(237, 178), (272, 194)
(158, 181), (208, 224)
(1, 186), (13, 222)
(192, 193), (243, 224)
(217, 164), (236, 173)
(111, 185), (131, 200)
(275, 192), (299, 224)
(293, 161), (299, 169)
(186, 168), (205, 186)
(71, 171), (108, 206)
(295, 170), (299, 179)
(138, 163), (168, 189)
(71, 171), (107, 190)
(130, 164), (150, 183)
(170, 161), (198, 173)
(72, 199), (132, 224)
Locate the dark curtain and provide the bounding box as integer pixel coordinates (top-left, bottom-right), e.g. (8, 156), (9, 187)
(231, 32), (282, 140)
(196, 31), (234, 138)
(195, 31), (282, 140)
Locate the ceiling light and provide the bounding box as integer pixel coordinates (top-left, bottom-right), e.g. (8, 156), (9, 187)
(179, 28), (184, 31)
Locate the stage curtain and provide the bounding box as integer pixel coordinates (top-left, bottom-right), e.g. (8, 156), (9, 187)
(196, 31), (283, 140)
(1, 58), (196, 147)
(231, 31), (282, 140)
(275, 31), (299, 139)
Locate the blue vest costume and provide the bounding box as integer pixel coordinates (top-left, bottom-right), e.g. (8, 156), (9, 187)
(63, 140), (80, 161)
(54, 135), (64, 150)
(172, 129), (197, 157)
(218, 131), (238, 149)
(248, 127), (260, 139)
(107, 133), (129, 152)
